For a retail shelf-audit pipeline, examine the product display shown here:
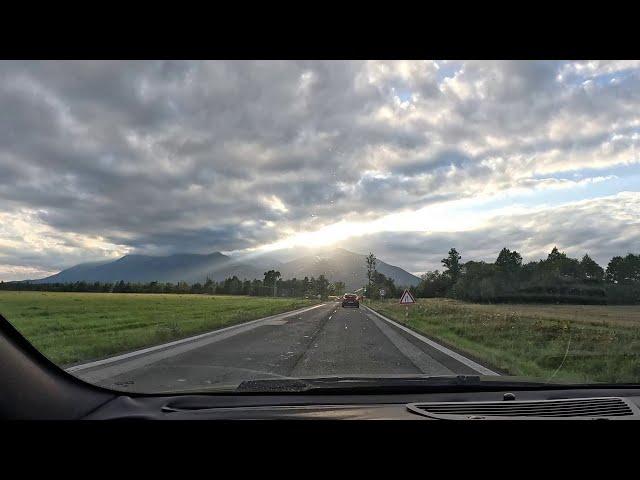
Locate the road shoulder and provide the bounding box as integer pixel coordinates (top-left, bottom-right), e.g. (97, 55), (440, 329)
(362, 304), (499, 376)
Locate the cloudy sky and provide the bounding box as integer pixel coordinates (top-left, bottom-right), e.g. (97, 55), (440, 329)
(1, 60), (639, 280)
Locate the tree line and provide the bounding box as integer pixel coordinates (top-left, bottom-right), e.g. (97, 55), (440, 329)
(0, 270), (347, 300)
(5, 246), (637, 304)
(412, 247), (640, 304)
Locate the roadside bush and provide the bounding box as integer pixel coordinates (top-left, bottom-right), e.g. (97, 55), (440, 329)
(606, 284), (640, 304)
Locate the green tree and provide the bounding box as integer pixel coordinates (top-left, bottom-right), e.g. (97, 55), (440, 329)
(332, 281), (346, 296)
(580, 254), (604, 281)
(441, 248), (462, 283)
(263, 270), (281, 295)
(371, 271), (397, 299)
(250, 279), (263, 296)
(417, 270), (449, 297)
(606, 254), (640, 284)
(224, 276), (242, 295)
(316, 274), (329, 300)
(495, 247), (522, 273)
(302, 276), (311, 297)
(365, 252), (377, 289)
(450, 261), (499, 301)
(543, 246), (580, 278)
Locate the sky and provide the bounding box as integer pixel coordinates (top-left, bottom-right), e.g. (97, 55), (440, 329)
(1, 60), (639, 280)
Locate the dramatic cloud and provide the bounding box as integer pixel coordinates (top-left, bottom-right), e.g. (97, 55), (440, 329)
(340, 192), (640, 275)
(0, 60), (639, 280)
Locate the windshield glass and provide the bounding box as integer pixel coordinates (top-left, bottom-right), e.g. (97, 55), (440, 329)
(1, 60), (639, 393)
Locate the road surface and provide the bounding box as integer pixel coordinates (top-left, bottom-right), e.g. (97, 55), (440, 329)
(69, 302), (497, 392)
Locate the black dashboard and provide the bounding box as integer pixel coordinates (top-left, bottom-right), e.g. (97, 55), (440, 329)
(84, 389), (640, 420)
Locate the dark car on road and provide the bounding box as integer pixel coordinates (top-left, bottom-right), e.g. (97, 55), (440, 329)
(341, 293), (359, 308)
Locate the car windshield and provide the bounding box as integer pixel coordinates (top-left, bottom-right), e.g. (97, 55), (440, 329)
(1, 60), (640, 394)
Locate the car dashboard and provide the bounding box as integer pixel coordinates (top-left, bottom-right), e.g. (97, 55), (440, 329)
(84, 388), (640, 420)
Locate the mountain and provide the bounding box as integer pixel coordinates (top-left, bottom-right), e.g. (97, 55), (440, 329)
(228, 252), (284, 270)
(32, 252), (263, 284)
(31, 248), (420, 289)
(278, 248), (420, 290)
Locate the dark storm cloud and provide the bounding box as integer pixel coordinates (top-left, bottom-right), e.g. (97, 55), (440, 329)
(1, 60), (639, 279)
(393, 150), (474, 176)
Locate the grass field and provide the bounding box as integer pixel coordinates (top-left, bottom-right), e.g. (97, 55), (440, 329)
(0, 291), (318, 366)
(367, 298), (640, 384)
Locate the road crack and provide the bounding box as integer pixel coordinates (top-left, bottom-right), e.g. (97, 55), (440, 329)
(287, 309), (333, 374)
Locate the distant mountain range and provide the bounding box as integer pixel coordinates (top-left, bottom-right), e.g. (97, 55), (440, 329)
(32, 248), (420, 290)
(277, 248), (420, 289)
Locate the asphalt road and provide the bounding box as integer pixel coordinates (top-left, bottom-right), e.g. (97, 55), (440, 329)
(70, 302), (496, 393)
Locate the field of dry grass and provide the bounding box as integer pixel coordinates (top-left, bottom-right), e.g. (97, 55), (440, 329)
(441, 300), (640, 327)
(368, 298), (640, 384)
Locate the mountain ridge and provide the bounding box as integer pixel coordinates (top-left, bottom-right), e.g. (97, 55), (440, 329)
(31, 248), (420, 289)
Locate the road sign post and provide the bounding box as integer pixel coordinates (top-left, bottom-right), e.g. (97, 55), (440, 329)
(398, 289), (416, 318)
(379, 288), (386, 302)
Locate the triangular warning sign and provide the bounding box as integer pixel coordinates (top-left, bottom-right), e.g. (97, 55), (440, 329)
(399, 289), (416, 304)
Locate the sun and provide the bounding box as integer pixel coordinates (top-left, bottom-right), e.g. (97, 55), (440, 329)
(256, 220), (368, 252)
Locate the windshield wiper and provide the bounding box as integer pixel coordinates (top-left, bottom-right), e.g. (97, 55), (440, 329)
(234, 375), (554, 393)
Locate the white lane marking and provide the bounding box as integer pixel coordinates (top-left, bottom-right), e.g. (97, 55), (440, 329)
(264, 319), (289, 326)
(66, 303), (327, 374)
(362, 305), (499, 376)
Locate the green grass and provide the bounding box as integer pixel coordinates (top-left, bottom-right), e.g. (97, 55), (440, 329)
(367, 298), (640, 384)
(0, 291), (318, 366)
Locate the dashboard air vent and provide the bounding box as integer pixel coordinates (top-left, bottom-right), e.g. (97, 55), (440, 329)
(407, 397), (638, 420)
